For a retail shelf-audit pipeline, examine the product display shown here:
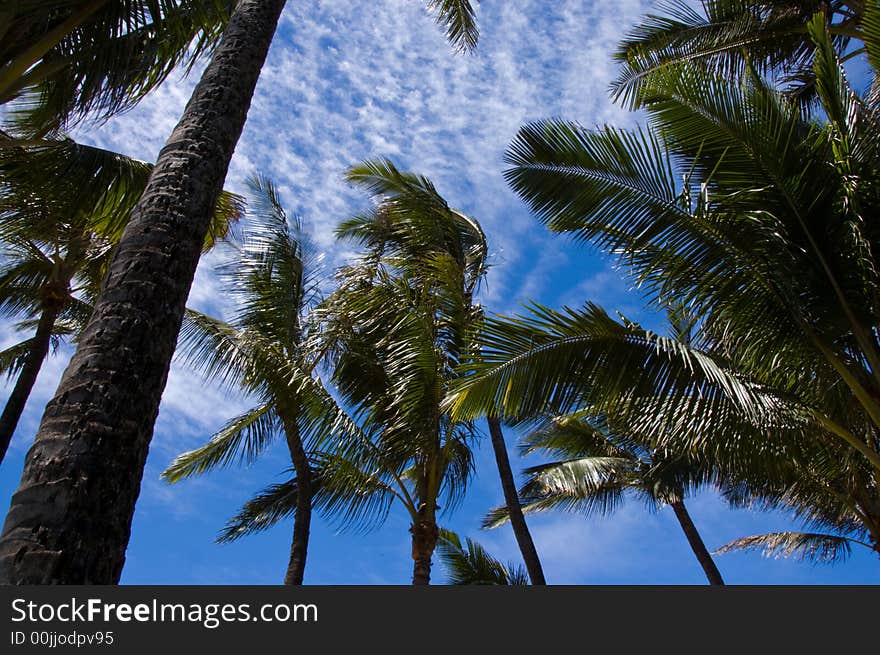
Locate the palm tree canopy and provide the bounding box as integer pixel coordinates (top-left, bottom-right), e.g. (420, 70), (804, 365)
(1, 0), (480, 135)
(311, 159), (489, 531)
(162, 175), (398, 541)
(612, 1), (876, 108)
(163, 175), (327, 474)
(0, 137), (243, 369)
(483, 414), (720, 529)
(492, 17), (880, 476)
(1, 1), (235, 135)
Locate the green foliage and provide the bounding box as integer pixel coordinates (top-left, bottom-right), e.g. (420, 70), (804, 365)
(1, 1), (235, 135)
(315, 158), (488, 535)
(437, 529), (528, 585)
(0, 136), (242, 363)
(427, 1), (479, 54)
(447, 14), (880, 565)
(497, 31), (880, 471)
(483, 411), (713, 523)
(714, 531), (867, 564)
(612, 1), (868, 108)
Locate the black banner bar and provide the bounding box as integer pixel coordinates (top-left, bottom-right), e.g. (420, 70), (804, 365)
(1, 586), (877, 652)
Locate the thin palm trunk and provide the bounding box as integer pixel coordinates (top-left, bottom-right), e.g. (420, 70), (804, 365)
(0, 305), (59, 465)
(410, 510), (439, 585)
(0, 0), (288, 584)
(410, 521), (440, 585)
(281, 415), (311, 586)
(486, 416), (546, 585)
(670, 499), (725, 586)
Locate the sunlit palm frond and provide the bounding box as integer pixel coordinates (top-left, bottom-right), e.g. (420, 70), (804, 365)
(176, 309), (273, 395)
(447, 301), (770, 427)
(221, 174), (322, 351)
(343, 158), (488, 289)
(714, 531), (864, 564)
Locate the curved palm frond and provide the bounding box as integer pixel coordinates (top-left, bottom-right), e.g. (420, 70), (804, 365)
(426, 1), (479, 54)
(221, 174), (322, 351)
(446, 301), (772, 428)
(161, 401), (279, 482)
(176, 309), (274, 396)
(437, 529), (528, 585)
(612, 1), (862, 108)
(714, 531), (867, 564)
(216, 475), (301, 543)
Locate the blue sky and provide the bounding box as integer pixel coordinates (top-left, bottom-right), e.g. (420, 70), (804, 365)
(2, 0), (879, 584)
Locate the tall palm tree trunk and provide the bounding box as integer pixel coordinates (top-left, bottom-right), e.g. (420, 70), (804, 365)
(0, 0), (288, 584)
(0, 305), (60, 465)
(486, 416), (546, 585)
(282, 415), (312, 586)
(669, 500), (725, 585)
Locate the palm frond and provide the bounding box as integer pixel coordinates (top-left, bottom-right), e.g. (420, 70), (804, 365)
(217, 474), (301, 542)
(437, 529), (528, 585)
(611, 1), (858, 108)
(161, 402), (280, 482)
(4, 1), (235, 135)
(426, 1), (479, 54)
(447, 302), (771, 427)
(714, 531), (861, 564)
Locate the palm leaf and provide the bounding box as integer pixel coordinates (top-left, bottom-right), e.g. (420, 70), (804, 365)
(427, 1), (479, 54)
(714, 531), (862, 564)
(437, 529), (528, 585)
(611, 1), (859, 108)
(162, 401), (280, 482)
(4, 1), (235, 135)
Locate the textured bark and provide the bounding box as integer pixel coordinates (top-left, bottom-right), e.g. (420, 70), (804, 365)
(410, 514), (438, 586)
(0, 306), (60, 465)
(0, 0), (288, 584)
(486, 416), (546, 585)
(281, 414), (311, 586)
(670, 500), (725, 586)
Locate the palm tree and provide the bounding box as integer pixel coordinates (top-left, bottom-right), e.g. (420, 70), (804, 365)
(1, 1), (235, 136)
(0, 137), (241, 465)
(314, 159), (491, 584)
(0, 0), (478, 585)
(612, 0), (874, 108)
(161, 174), (331, 585)
(484, 414), (725, 585)
(444, 5), (880, 569)
(436, 529), (528, 585)
(177, 160), (543, 584)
